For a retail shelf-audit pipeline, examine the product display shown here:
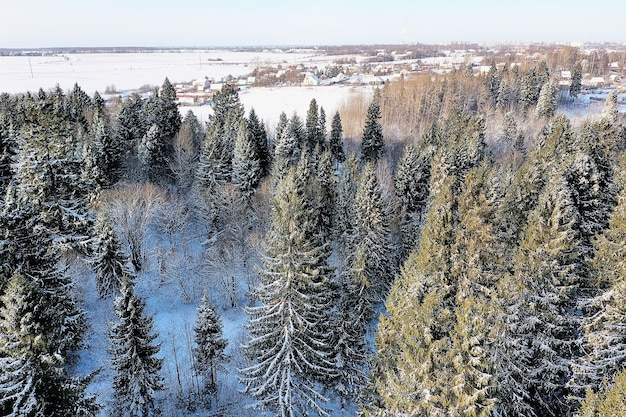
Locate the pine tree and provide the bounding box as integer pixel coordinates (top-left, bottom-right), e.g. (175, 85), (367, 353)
(193, 294), (227, 394)
(92, 213), (132, 298)
(240, 169), (335, 417)
(109, 277), (164, 417)
(232, 119), (262, 204)
(0, 274), (98, 417)
(329, 111), (346, 164)
(361, 99), (384, 163)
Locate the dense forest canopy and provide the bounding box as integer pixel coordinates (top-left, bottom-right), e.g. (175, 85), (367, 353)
(0, 51), (625, 417)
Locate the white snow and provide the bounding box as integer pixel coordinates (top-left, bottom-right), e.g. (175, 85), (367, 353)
(0, 50), (330, 95)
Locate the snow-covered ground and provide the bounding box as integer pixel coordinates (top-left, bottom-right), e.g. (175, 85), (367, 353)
(0, 49), (338, 95)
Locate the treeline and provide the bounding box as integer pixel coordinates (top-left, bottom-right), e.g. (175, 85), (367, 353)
(0, 59), (625, 417)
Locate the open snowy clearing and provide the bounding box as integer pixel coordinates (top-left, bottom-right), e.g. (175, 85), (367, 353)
(0, 50), (356, 95)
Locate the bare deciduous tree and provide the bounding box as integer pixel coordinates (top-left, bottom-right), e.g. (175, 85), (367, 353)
(99, 182), (166, 271)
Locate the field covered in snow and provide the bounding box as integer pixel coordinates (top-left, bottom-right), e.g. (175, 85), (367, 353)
(0, 50), (373, 132)
(0, 49), (332, 95)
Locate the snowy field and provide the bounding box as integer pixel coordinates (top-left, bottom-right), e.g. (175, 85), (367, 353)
(0, 50), (373, 131)
(0, 49), (344, 95)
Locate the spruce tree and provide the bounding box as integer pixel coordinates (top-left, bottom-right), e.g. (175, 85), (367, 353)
(350, 163), (394, 299)
(332, 244), (371, 405)
(570, 62), (583, 99)
(485, 61), (501, 105)
(92, 213), (132, 298)
(305, 98), (322, 150)
(193, 294), (227, 394)
(361, 98), (384, 163)
(138, 123), (168, 182)
(446, 164), (501, 416)
(275, 111), (289, 147)
(393, 142), (432, 262)
(240, 169), (335, 417)
(0, 114), (15, 194)
(329, 111), (346, 164)
(335, 153), (360, 258)
(535, 78), (559, 119)
(368, 175), (458, 416)
(92, 109), (123, 187)
(318, 106), (327, 149)
(247, 107), (270, 176)
(579, 369), (626, 417)
(114, 93), (146, 153)
(272, 112), (304, 179)
(156, 77), (181, 143)
(15, 90), (94, 250)
(575, 157), (626, 395)
(495, 174), (583, 417)
(0, 185), (85, 354)
(0, 274), (98, 417)
(601, 89), (619, 123)
(109, 277), (164, 417)
(316, 150), (337, 242)
(232, 119), (262, 204)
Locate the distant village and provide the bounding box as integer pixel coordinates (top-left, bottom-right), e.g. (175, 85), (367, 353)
(167, 43), (626, 106)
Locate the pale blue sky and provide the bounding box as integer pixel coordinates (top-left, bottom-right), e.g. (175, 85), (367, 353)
(2, 0), (624, 48)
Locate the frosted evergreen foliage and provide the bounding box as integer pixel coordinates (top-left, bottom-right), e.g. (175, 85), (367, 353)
(575, 158), (626, 395)
(232, 119), (262, 204)
(109, 277), (164, 417)
(350, 163), (394, 299)
(535, 78), (559, 119)
(495, 175), (583, 417)
(193, 294), (227, 393)
(0, 274), (98, 417)
(92, 214), (132, 298)
(240, 170), (335, 417)
(361, 99), (384, 163)
(329, 111), (345, 164)
(601, 90), (619, 124)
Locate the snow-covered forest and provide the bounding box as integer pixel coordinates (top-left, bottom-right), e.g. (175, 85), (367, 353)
(1, 55), (626, 417)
